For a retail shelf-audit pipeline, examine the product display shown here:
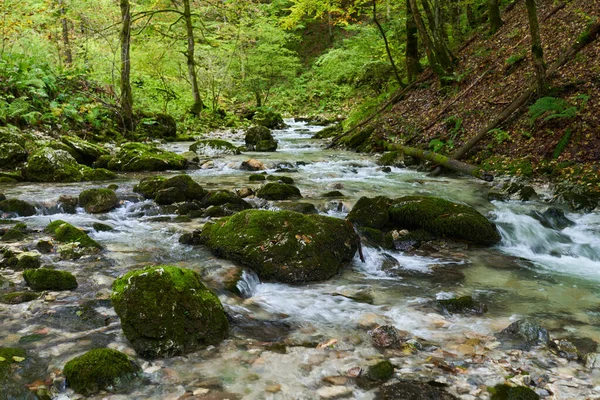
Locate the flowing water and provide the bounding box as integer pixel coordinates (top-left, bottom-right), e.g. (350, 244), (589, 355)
(1, 120), (600, 399)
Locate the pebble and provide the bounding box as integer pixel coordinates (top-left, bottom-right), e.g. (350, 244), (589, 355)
(316, 386), (353, 399)
(192, 388), (210, 396)
(44, 294), (56, 302)
(323, 376), (349, 385)
(265, 383), (281, 393)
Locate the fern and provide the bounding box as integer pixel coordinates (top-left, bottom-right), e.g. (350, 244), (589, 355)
(553, 128), (572, 159)
(528, 97), (577, 126)
(7, 97), (30, 119)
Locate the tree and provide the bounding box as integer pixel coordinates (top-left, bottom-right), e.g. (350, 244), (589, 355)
(525, 0), (547, 95)
(372, 0), (402, 87)
(182, 0), (205, 115)
(488, 0), (502, 34)
(120, 0), (134, 131)
(58, 0), (73, 66)
(405, 0), (421, 82)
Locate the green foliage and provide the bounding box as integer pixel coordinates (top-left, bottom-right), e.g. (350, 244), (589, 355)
(429, 138), (454, 153)
(528, 95), (589, 126)
(553, 128), (572, 159)
(505, 51), (527, 66)
(488, 128), (511, 144)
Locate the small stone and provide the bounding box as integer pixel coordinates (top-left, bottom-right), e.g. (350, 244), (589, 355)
(346, 367), (362, 378)
(265, 383), (281, 393)
(192, 388), (210, 396)
(317, 385), (352, 399)
(44, 294), (56, 302)
(323, 376), (349, 385)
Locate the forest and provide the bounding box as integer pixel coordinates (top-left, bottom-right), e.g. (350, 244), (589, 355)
(1, 0), (600, 399)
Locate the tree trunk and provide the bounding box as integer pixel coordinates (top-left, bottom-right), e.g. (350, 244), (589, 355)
(417, 0), (455, 75)
(120, 0), (134, 132)
(385, 143), (493, 181)
(525, 0), (547, 95)
(183, 0), (205, 116)
(373, 1), (403, 87)
(466, 3), (477, 29)
(58, 0), (72, 66)
(407, 0), (448, 78)
(405, 0), (421, 82)
(489, 0), (502, 34)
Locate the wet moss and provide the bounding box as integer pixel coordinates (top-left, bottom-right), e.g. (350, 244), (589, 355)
(1, 224), (27, 242)
(322, 190), (344, 198)
(203, 190), (250, 209)
(61, 136), (110, 166)
(15, 252), (41, 271)
(25, 148), (85, 182)
(23, 268), (78, 291)
(266, 175), (294, 184)
(256, 183), (302, 200)
(389, 196), (501, 245)
(245, 126), (277, 152)
(0, 199), (36, 217)
(357, 227), (394, 250)
(367, 360), (394, 381)
(199, 210), (358, 283)
(45, 220), (102, 249)
(277, 202), (318, 214)
(79, 188), (119, 213)
(133, 176), (166, 199)
(107, 143), (187, 172)
(81, 168), (117, 182)
(63, 348), (141, 396)
(111, 265), (229, 358)
(0, 291), (39, 304)
(190, 139), (241, 155)
(0, 347), (27, 378)
(347, 196), (392, 230)
(249, 173), (267, 181)
(377, 151), (404, 167)
(489, 384), (539, 400)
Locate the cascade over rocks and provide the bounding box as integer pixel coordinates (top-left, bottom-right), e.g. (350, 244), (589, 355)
(245, 126), (278, 152)
(199, 210), (359, 283)
(111, 265), (229, 358)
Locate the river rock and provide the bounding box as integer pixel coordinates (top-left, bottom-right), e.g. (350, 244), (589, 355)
(15, 251), (41, 270)
(61, 136), (110, 166)
(249, 173), (266, 181)
(347, 196), (392, 230)
(63, 348), (141, 395)
(489, 384), (539, 400)
(530, 207), (574, 230)
(245, 126), (277, 152)
(241, 158), (266, 171)
(436, 296), (487, 315)
(266, 175), (294, 184)
(78, 188), (119, 213)
(497, 319), (550, 350)
(136, 113), (177, 139)
(0, 198), (36, 216)
(0, 291), (39, 304)
(356, 360), (395, 389)
(45, 220), (102, 250)
(202, 190), (251, 210)
(107, 142), (187, 171)
(25, 148), (85, 182)
(317, 385), (353, 399)
(389, 196), (501, 245)
(1, 223), (28, 242)
(23, 268), (78, 291)
(371, 325), (405, 349)
(190, 139), (241, 156)
(199, 210), (358, 283)
(375, 381), (458, 399)
(0, 142), (28, 168)
(256, 182), (302, 200)
(111, 265), (229, 358)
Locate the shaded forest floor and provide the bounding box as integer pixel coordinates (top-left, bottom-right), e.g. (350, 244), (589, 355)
(362, 0), (599, 191)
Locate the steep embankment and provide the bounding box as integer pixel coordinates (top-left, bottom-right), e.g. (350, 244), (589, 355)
(347, 0), (599, 189)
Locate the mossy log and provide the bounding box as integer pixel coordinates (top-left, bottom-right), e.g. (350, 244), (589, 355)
(385, 143), (493, 181)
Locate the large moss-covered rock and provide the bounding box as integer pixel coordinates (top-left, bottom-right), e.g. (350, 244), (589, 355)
(199, 210), (358, 283)
(202, 190), (250, 210)
(0, 199), (36, 216)
(489, 384), (539, 400)
(107, 143), (187, 172)
(190, 139), (241, 156)
(23, 268), (78, 291)
(133, 175), (205, 205)
(376, 381), (458, 400)
(388, 196), (501, 245)
(25, 148), (85, 182)
(63, 348), (141, 396)
(136, 114), (177, 139)
(252, 109), (285, 129)
(133, 176), (167, 198)
(78, 188), (119, 213)
(0, 142), (28, 168)
(45, 220), (102, 250)
(245, 126), (277, 152)
(61, 136), (110, 166)
(256, 182), (302, 200)
(347, 196), (393, 230)
(111, 266), (228, 358)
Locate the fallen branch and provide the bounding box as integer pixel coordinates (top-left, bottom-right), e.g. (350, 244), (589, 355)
(385, 143), (494, 181)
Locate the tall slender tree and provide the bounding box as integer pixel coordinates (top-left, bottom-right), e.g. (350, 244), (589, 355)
(120, 0), (134, 132)
(488, 0), (502, 34)
(405, 0), (421, 82)
(58, 0), (72, 66)
(525, 0), (547, 94)
(183, 0), (205, 115)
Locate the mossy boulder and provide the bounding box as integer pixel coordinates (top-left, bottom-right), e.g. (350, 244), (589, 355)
(134, 175), (205, 205)
(245, 126), (277, 152)
(111, 265), (229, 358)
(81, 168), (117, 182)
(0, 199), (36, 216)
(266, 175), (294, 184)
(63, 348), (141, 396)
(347, 196), (393, 230)
(249, 173), (266, 181)
(107, 143), (187, 172)
(0, 291), (39, 304)
(256, 182), (302, 200)
(133, 176), (167, 198)
(1, 223), (28, 241)
(388, 196), (501, 245)
(489, 384), (539, 400)
(0, 347), (27, 378)
(61, 136), (110, 166)
(202, 190), (250, 210)
(190, 139), (241, 156)
(436, 296), (487, 315)
(199, 210), (358, 283)
(497, 319), (550, 351)
(0, 142), (28, 168)
(23, 268), (78, 291)
(78, 188), (119, 213)
(45, 220), (102, 250)
(15, 252), (41, 271)
(136, 114), (177, 139)
(252, 109), (285, 129)
(25, 148), (85, 182)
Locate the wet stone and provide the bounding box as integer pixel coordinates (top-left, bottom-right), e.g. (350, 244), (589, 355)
(375, 381), (458, 400)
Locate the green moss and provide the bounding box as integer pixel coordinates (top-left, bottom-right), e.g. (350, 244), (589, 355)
(81, 168), (117, 182)
(266, 175), (294, 184)
(107, 143), (187, 172)
(0, 142), (28, 168)
(133, 176), (166, 199)
(249, 173), (267, 181)
(378, 151), (403, 167)
(63, 348), (141, 396)
(277, 202), (318, 214)
(1, 225), (26, 242)
(389, 196), (501, 245)
(339, 126), (373, 151)
(367, 360), (394, 381)
(203, 190), (250, 209)
(190, 139), (241, 155)
(322, 190), (344, 198)
(23, 268), (78, 291)
(45, 220), (102, 249)
(79, 188), (118, 213)
(256, 183), (302, 200)
(161, 175), (205, 200)
(490, 384), (539, 400)
(111, 265), (229, 358)
(312, 124), (341, 139)
(252, 109), (285, 129)
(61, 136), (110, 166)
(357, 227), (394, 249)
(0, 348), (27, 378)
(0, 199), (36, 216)
(199, 210), (358, 283)
(25, 148), (85, 182)
(15, 252), (41, 271)
(245, 126), (277, 152)
(347, 196), (392, 230)
(0, 291), (39, 304)
(436, 296), (488, 315)
(93, 222), (114, 232)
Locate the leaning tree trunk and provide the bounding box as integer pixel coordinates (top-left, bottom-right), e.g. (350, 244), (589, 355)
(373, 1), (403, 87)
(525, 0), (547, 95)
(120, 0), (134, 132)
(58, 0), (72, 66)
(488, 0), (502, 34)
(405, 0), (421, 82)
(183, 0), (205, 116)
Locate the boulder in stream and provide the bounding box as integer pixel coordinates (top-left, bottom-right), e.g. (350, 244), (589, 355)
(199, 210), (358, 283)
(61, 136), (110, 166)
(111, 265), (229, 358)
(63, 348), (141, 396)
(347, 196), (393, 230)
(45, 220), (102, 250)
(107, 142), (187, 172)
(375, 381), (458, 400)
(497, 319), (550, 350)
(0, 198), (36, 216)
(25, 148), (85, 182)
(256, 182), (302, 200)
(23, 268), (77, 291)
(190, 139), (241, 156)
(245, 125), (278, 152)
(78, 188), (119, 213)
(133, 174), (205, 205)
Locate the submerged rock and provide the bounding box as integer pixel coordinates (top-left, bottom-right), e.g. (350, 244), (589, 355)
(23, 268), (78, 291)
(389, 196), (501, 245)
(0, 199), (36, 216)
(375, 381), (458, 399)
(111, 265), (229, 358)
(241, 158), (266, 171)
(245, 125), (277, 152)
(489, 384), (539, 400)
(256, 182), (302, 200)
(190, 139), (241, 156)
(199, 210), (358, 283)
(107, 142), (187, 172)
(497, 319), (550, 350)
(530, 207), (574, 230)
(436, 296), (487, 315)
(79, 188), (119, 213)
(63, 348), (141, 396)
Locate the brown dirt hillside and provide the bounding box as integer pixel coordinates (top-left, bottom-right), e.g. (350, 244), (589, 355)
(368, 0), (599, 185)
